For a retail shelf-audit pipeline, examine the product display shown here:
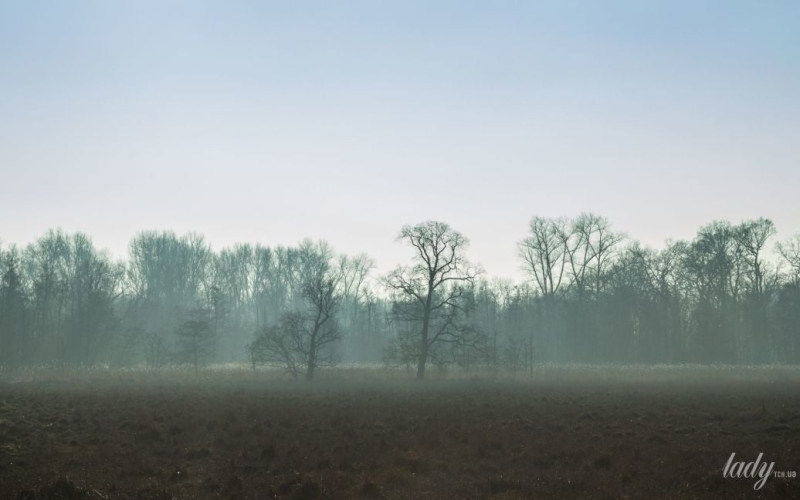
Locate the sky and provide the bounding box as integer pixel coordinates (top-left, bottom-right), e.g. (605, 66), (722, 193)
(1, 1), (799, 280)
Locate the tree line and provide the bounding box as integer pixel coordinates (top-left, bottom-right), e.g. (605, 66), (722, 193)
(1, 215), (799, 378)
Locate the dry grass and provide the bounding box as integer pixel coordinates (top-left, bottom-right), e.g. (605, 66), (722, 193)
(3, 362), (800, 386)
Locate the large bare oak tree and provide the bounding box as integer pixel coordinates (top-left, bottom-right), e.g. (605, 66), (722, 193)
(383, 221), (479, 379)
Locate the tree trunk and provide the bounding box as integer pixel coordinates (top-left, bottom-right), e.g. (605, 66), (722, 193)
(306, 336), (317, 381)
(193, 335), (198, 375)
(416, 310), (430, 380)
(416, 346), (427, 379)
(306, 364), (315, 380)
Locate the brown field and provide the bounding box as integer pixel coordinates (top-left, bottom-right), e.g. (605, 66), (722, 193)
(1, 368), (799, 499)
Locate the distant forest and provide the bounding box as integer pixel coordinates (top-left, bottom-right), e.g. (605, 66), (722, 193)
(1, 214), (799, 377)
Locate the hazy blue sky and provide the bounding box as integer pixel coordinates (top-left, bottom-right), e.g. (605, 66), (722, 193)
(1, 1), (798, 279)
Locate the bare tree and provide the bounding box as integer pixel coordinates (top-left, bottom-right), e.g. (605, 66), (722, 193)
(555, 213), (625, 298)
(338, 254), (375, 360)
(0, 248), (28, 370)
(518, 216), (567, 297)
(174, 309), (215, 374)
(249, 313), (305, 380)
(777, 234), (800, 284)
(250, 242), (342, 380)
(126, 231), (212, 365)
(338, 254), (373, 304)
(383, 221), (480, 379)
(500, 334), (532, 377)
(142, 331), (168, 369)
(299, 271), (343, 379)
(518, 216), (568, 366)
(585, 214), (626, 296)
(737, 218), (777, 296)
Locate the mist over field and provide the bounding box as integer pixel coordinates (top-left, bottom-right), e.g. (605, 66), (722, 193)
(2, 1), (799, 498)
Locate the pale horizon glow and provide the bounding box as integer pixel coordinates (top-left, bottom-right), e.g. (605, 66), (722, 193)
(1, 1), (799, 280)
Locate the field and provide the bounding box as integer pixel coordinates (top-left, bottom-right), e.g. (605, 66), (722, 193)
(1, 366), (799, 499)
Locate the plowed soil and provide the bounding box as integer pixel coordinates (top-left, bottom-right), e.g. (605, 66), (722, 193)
(1, 377), (798, 499)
